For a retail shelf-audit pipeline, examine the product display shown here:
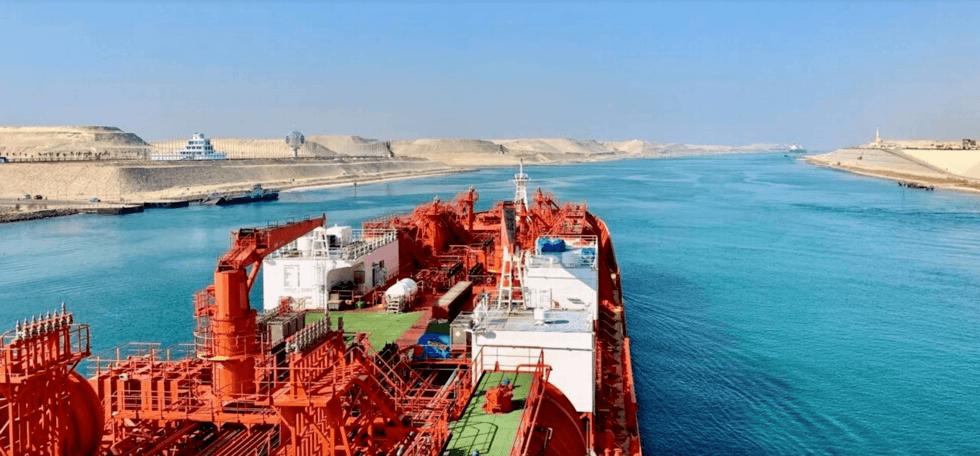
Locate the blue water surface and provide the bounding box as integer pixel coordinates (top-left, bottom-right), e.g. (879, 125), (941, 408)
(2, 154), (980, 454)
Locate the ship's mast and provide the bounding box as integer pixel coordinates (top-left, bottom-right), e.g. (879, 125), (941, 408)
(513, 158), (529, 210)
(498, 159), (531, 312)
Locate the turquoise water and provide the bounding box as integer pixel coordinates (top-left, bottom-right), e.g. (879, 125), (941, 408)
(2, 154), (980, 454)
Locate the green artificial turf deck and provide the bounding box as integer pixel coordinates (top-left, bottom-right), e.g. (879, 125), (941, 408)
(306, 310), (422, 351)
(445, 372), (533, 456)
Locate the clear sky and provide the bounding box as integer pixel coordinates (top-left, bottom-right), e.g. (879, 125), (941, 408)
(1, 2), (977, 150)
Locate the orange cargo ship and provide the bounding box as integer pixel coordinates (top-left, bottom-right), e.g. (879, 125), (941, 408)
(0, 165), (641, 456)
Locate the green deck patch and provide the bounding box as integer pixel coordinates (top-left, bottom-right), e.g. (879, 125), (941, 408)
(446, 372), (533, 456)
(427, 322), (451, 334)
(306, 311), (422, 351)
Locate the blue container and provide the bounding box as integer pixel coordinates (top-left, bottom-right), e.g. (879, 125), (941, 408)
(537, 238), (566, 253)
(416, 332), (452, 359)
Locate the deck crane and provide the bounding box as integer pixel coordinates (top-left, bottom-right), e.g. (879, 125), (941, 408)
(206, 215), (327, 397)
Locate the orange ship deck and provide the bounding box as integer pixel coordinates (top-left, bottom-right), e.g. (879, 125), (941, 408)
(0, 171), (641, 456)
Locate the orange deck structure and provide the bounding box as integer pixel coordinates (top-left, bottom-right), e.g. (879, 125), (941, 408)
(0, 168), (641, 456)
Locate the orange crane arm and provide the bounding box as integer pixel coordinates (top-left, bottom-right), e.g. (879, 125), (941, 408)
(216, 214), (326, 290)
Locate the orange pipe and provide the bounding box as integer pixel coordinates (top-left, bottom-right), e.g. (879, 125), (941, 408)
(212, 268), (259, 396)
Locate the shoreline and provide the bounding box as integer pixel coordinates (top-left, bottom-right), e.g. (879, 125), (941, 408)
(804, 155), (980, 195)
(0, 151), (795, 225)
(280, 167), (474, 193)
(0, 166), (473, 224)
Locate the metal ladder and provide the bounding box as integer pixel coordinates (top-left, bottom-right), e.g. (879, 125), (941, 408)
(497, 248), (526, 311)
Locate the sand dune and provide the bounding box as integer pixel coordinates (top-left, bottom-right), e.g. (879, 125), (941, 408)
(393, 138), (504, 155)
(606, 139), (669, 155)
(490, 138), (617, 155)
(0, 126), (150, 161)
(307, 135), (390, 157)
(387, 137), (787, 167)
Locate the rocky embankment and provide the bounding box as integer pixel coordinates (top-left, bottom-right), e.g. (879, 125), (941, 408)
(0, 208), (78, 224)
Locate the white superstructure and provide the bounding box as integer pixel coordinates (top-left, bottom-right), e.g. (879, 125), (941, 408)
(464, 233), (600, 414)
(523, 236), (599, 318)
(262, 225), (399, 311)
(151, 133), (228, 161)
(470, 305), (595, 413)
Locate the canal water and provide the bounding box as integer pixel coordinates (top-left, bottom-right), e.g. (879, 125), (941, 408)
(2, 154), (980, 454)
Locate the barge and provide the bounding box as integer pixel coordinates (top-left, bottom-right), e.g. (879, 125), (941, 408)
(203, 183), (279, 205)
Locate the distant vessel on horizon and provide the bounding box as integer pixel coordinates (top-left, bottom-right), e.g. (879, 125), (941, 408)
(151, 133), (228, 161)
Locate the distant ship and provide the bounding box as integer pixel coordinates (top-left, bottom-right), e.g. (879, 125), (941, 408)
(151, 133), (228, 161)
(789, 144), (805, 152)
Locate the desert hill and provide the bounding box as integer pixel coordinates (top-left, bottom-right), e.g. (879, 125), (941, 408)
(307, 135), (390, 157)
(0, 126), (150, 161)
(387, 137), (788, 166)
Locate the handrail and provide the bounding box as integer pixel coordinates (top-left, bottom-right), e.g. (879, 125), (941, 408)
(511, 355), (550, 456)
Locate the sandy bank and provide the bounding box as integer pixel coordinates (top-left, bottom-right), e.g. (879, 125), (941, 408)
(280, 168), (470, 193)
(0, 158), (455, 202)
(0, 163), (466, 224)
(805, 147), (980, 194)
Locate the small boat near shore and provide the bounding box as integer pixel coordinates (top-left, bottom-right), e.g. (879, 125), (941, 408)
(203, 183), (279, 205)
(898, 180), (935, 191)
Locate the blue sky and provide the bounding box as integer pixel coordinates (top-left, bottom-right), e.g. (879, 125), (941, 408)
(1, 2), (977, 150)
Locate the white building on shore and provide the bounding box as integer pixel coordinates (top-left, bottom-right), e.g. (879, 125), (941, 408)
(151, 133), (227, 161)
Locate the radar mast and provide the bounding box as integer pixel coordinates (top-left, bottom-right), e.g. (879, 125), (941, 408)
(513, 158), (529, 210)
